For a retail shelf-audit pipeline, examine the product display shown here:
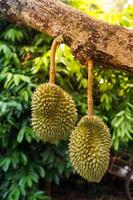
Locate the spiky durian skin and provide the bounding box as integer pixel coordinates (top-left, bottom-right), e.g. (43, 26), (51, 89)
(69, 115), (111, 183)
(31, 83), (77, 143)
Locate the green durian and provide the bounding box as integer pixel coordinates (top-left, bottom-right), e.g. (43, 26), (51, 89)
(69, 115), (111, 183)
(31, 83), (77, 143)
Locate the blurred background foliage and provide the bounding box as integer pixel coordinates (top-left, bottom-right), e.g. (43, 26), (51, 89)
(0, 0), (133, 199)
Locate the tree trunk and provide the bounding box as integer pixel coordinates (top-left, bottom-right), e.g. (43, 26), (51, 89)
(0, 0), (133, 73)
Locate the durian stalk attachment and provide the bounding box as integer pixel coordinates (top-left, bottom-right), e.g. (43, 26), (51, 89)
(49, 38), (57, 84)
(69, 59), (111, 183)
(31, 38), (77, 143)
(87, 60), (93, 117)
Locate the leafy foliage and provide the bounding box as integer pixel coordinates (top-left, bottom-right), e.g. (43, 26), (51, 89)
(0, 22), (73, 200)
(0, 1), (133, 199)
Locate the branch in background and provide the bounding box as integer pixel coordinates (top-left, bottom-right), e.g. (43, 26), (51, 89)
(0, 0), (133, 73)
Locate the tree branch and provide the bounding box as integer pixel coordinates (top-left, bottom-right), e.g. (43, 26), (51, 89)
(0, 0), (133, 73)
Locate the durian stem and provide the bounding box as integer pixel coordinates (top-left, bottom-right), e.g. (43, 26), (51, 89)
(87, 60), (94, 118)
(49, 38), (58, 84)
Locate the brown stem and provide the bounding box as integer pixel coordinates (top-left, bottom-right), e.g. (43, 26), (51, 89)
(87, 60), (94, 118)
(49, 38), (58, 84)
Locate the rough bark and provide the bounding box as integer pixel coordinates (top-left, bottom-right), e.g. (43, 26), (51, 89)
(0, 0), (133, 73)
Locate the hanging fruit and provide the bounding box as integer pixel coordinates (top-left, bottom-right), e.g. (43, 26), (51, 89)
(31, 38), (77, 143)
(69, 60), (111, 182)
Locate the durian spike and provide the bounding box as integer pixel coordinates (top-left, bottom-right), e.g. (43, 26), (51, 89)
(49, 38), (58, 84)
(87, 60), (94, 118)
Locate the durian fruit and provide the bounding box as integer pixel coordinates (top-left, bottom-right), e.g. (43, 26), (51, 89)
(31, 83), (77, 143)
(69, 115), (111, 183)
(68, 60), (111, 182)
(31, 38), (77, 143)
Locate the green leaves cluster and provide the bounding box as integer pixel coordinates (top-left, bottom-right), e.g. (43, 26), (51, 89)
(68, 0), (133, 27)
(0, 21), (72, 200)
(112, 103), (133, 150)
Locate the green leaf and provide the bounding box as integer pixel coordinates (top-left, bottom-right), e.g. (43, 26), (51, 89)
(30, 174), (39, 183)
(20, 75), (31, 83)
(29, 196), (36, 200)
(17, 126), (26, 143)
(37, 166), (45, 178)
(26, 176), (33, 187)
(12, 187), (20, 200)
(3, 28), (24, 42)
(13, 74), (20, 86)
(19, 152), (27, 165)
(18, 177), (26, 188)
(113, 138), (119, 150)
(0, 158), (11, 172)
(0, 43), (12, 58)
(54, 175), (59, 185)
(13, 53), (21, 67)
(57, 163), (65, 174)
(4, 72), (13, 88)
